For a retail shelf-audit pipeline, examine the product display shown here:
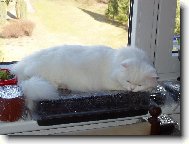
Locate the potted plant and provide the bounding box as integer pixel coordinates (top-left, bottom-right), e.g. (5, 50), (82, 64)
(0, 68), (24, 122)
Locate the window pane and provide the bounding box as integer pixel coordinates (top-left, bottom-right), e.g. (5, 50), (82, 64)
(172, 0), (180, 57)
(0, 0), (129, 62)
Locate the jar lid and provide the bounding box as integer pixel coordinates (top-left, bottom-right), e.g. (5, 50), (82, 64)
(0, 85), (23, 99)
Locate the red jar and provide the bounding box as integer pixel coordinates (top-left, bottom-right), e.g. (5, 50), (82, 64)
(0, 69), (25, 122)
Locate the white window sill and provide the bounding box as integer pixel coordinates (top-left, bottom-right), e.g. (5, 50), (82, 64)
(0, 115), (147, 135)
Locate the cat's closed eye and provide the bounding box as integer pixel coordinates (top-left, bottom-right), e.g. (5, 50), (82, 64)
(137, 84), (142, 86)
(126, 80), (131, 83)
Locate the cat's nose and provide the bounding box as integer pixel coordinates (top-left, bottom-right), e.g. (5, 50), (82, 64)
(130, 86), (135, 91)
(131, 88), (134, 91)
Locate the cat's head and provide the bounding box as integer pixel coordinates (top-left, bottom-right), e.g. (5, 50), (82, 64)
(117, 58), (158, 92)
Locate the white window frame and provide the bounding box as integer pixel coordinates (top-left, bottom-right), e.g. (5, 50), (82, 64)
(131, 0), (180, 81)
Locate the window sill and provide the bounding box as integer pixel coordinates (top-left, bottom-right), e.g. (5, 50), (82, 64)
(0, 116), (147, 135)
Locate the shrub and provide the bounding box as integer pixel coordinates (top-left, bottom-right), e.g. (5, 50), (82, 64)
(16, 0), (27, 19)
(174, 0), (180, 35)
(0, 20), (35, 38)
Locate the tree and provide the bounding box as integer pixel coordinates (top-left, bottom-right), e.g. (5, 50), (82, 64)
(105, 0), (180, 34)
(174, 0), (180, 35)
(0, 0), (27, 25)
(0, 0), (12, 24)
(106, 0), (119, 20)
(16, 0), (27, 19)
(105, 0), (129, 25)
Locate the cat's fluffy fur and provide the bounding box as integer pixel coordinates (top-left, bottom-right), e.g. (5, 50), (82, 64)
(11, 45), (158, 101)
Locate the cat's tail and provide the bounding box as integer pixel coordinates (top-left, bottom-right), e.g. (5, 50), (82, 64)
(21, 76), (59, 109)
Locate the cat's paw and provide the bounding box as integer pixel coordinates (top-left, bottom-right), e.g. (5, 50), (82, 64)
(58, 88), (72, 95)
(63, 89), (72, 94)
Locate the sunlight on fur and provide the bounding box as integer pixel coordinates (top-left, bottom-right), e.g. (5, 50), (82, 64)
(11, 45), (158, 100)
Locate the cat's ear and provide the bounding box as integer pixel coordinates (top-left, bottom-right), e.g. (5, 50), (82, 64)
(121, 61), (129, 68)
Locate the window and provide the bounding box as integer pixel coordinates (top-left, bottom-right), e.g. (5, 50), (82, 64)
(130, 0), (180, 80)
(0, 0), (180, 134)
(172, 0), (180, 57)
(0, 0), (132, 134)
(0, 0), (130, 62)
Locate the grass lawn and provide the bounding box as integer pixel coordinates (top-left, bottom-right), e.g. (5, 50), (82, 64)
(32, 0), (128, 48)
(0, 0), (128, 62)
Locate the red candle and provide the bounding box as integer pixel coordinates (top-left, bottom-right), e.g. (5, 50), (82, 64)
(0, 96), (25, 122)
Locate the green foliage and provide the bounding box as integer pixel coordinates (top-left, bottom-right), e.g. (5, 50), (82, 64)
(106, 0), (118, 19)
(0, 70), (12, 80)
(105, 0), (129, 25)
(174, 0), (180, 35)
(105, 0), (180, 34)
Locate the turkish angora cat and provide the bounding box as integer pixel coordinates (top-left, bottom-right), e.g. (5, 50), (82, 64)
(11, 45), (158, 101)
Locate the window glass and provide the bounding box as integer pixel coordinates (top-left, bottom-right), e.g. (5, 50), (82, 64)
(0, 0), (129, 62)
(172, 0), (180, 57)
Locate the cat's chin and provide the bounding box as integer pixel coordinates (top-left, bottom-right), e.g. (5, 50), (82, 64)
(143, 87), (154, 92)
(120, 85), (133, 92)
(128, 86), (155, 92)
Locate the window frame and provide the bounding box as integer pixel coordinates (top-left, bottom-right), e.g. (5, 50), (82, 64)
(130, 0), (180, 81)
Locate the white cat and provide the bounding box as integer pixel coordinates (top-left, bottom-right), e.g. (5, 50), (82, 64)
(11, 45), (158, 101)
